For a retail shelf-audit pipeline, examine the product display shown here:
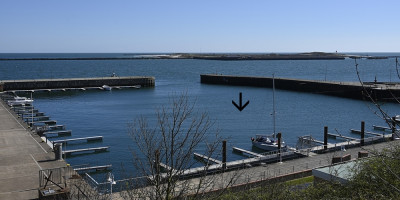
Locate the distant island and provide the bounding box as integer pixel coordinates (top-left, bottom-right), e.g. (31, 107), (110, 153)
(0, 52), (390, 61)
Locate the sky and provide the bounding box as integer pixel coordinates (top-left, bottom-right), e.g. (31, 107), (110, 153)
(0, 0), (399, 53)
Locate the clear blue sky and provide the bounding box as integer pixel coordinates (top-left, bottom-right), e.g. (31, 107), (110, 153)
(1, 0), (399, 53)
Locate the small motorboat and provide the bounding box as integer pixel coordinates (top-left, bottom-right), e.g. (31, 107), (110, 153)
(102, 85), (112, 91)
(7, 96), (34, 106)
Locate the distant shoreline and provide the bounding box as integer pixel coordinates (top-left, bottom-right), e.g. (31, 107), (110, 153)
(0, 52), (390, 61)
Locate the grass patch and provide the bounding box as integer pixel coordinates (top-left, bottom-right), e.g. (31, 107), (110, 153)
(284, 176), (314, 186)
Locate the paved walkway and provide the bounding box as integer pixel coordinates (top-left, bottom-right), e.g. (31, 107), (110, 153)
(0, 97), (67, 200)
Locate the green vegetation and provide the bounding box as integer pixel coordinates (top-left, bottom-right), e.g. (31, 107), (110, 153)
(284, 176), (313, 187)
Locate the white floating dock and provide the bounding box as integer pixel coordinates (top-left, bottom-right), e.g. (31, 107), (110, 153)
(63, 146), (109, 155)
(350, 129), (383, 136)
(43, 130), (72, 137)
(372, 125), (398, 132)
(327, 133), (357, 140)
(298, 137), (327, 145)
(23, 116), (50, 121)
(28, 120), (57, 126)
(52, 136), (103, 144)
(232, 147), (264, 157)
(74, 165), (112, 173)
(193, 153), (222, 164)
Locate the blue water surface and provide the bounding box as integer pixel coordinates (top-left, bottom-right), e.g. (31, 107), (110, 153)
(1, 53), (400, 181)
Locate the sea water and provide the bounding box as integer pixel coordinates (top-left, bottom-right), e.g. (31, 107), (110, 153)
(1, 53), (400, 181)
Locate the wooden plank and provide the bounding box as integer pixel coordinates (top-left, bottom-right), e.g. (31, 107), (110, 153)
(52, 136), (103, 144)
(327, 133), (357, 140)
(63, 146), (109, 155)
(350, 129), (383, 136)
(194, 153), (222, 164)
(232, 147), (264, 157)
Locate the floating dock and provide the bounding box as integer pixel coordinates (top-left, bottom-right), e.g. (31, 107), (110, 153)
(28, 120), (57, 126)
(299, 137), (327, 145)
(0, 76), (155, 92)
(52, 136), (103, 144)
(74, 165), (112, 173)
(42, 130), (72, 137)
(350, 129), (383, 137)
(200, 74), (400, 101)
(63, 146), (109, 156)
(373, 125), (399, 132)
(232, 147), (264, 157)
(327, 133), (357, 140)
(193, 153), (222, 164)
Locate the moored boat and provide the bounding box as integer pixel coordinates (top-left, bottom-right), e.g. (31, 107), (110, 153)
(102, 85), (112, 91)
(251, 74), (286, 151)
(7, 96), (34, 106)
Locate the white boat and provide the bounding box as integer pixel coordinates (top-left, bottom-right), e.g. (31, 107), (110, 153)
(252, 134), (287, 151)
(251, 74), (287, 151)
(102, 85), (112, 91)
(7, 96), (34, 106)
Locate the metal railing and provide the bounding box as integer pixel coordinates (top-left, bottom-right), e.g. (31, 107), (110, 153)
(39, 166), (76, 188)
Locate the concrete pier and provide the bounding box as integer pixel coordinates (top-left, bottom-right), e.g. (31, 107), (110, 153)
(0, 76), (155, 92)
(200, 74), (400, 101)
(0, 96), (67, 199)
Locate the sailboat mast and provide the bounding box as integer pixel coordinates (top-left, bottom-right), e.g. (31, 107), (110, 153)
(272, 74), (276, 139)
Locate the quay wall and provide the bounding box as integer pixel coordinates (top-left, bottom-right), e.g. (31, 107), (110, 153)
(200, 74), (400, 101)
(0, 76), (155, 91)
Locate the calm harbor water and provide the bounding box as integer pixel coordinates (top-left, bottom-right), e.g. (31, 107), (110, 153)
(1, 53), (400, 181)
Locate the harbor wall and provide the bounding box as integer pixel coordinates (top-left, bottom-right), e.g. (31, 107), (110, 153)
(200, 74), (400, 101)
(0, 76), (155, 91)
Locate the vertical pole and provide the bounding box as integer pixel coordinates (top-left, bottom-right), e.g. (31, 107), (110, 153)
(392, 117), (396, 140)
(361, 121), (365, 146)
(277, 133), (282, 162)
(54, 143), (62, 160)
(31, 92), (33, 129)
(324, 126), (328, 150)
(222, 140), (227, 171)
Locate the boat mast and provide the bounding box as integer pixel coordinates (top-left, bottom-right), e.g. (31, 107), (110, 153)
(272, 74), (276, 139)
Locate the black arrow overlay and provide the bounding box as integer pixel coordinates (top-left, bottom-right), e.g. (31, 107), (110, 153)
(232, 92), (249, 112)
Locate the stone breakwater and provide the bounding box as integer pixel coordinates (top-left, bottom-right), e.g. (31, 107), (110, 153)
(0, 76), (155, 92)
(201, 74), (400, 101)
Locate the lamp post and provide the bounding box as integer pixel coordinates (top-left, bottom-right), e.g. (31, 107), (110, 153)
(107, 172), (116, 199)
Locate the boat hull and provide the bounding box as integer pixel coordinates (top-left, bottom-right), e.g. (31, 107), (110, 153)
(252, 141), (279, 151)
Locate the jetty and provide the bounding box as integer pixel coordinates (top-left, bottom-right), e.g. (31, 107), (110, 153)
(52, 136), (103, 144)
(63, 146), (109, 156)
(74, 165), (112, 173)
(42, 130), (72, 137)
(232, 147), (264, 157)
(327, 133), (357, 140)
(0, 76), (154, 92)
(350, 129), (383, 137)
(0, 94), (69, 199)
(200, 74), (400, 101)
(194, 153), (222, 164)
